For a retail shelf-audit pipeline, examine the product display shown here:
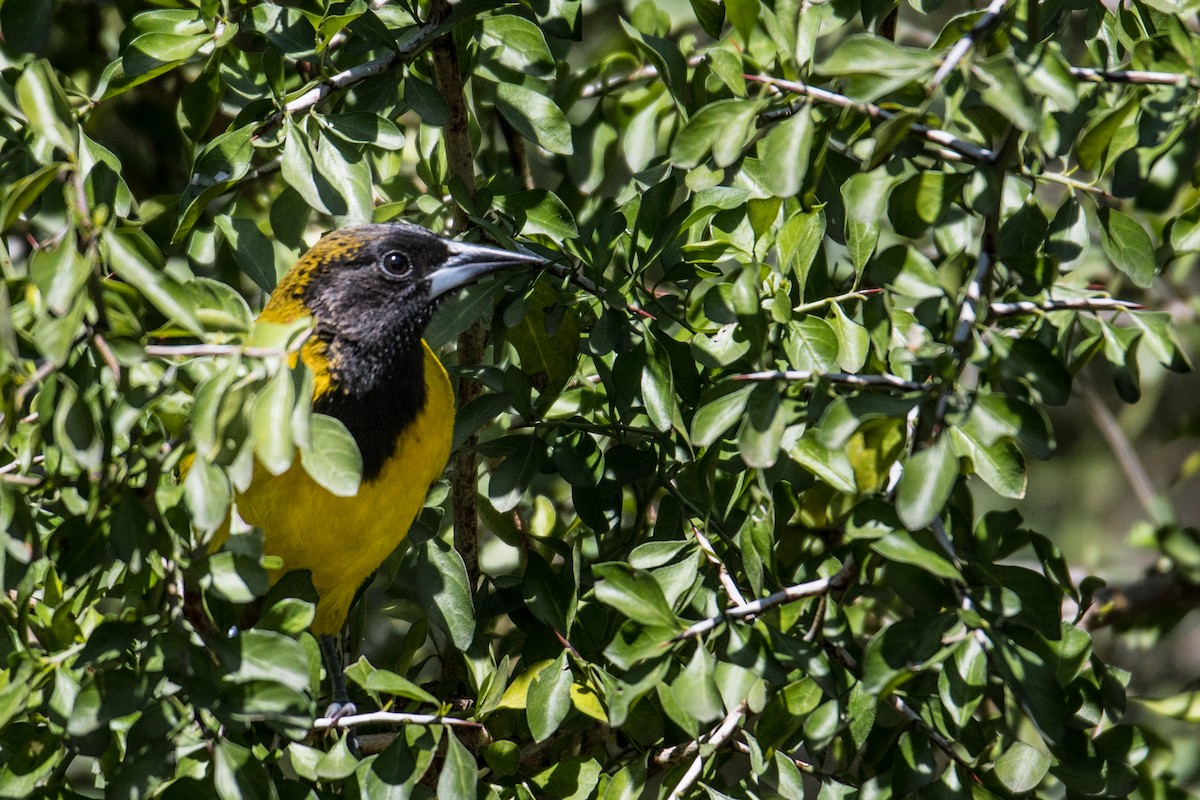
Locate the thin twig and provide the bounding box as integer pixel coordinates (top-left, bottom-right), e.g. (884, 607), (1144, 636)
(1069, 66), (1200, 89)
(664, 700), (749, 800)
(14, 360), (58, 408)
(264, 20), (446, 131)
(747, 74), (996, 163)
(579, 55), (705, 99)
(1083, 571), (1200, 629)
(1081, 382), (1173, 525)
(793, 288), (882, 314)
(545, 261), (655, 319)
(311, 711), (481, 730)
(927, 0), (1010, 95)
(1020, 169), (1119, 202)
(674, 557), (858, 641)
(732, 370), (929, 393)
(691, 524), (747, 606)
(987, 297), (1142, 319)
(143, 342), (301, 358)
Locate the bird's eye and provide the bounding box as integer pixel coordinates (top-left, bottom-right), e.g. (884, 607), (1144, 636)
(381, 250), (412, 277)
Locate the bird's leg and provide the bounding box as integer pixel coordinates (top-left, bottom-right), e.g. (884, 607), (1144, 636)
(319, 633), (357, 721)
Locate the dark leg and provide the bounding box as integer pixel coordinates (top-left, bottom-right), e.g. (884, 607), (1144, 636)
(319, 634), (357, 721)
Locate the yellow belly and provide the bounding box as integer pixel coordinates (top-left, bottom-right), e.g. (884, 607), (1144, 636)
(232, 342), (454, 634)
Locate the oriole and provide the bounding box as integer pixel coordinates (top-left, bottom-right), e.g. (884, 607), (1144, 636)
(213, 222), (541, 714)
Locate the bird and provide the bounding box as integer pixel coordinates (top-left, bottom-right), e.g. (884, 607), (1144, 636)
(210, 221), (542, 716)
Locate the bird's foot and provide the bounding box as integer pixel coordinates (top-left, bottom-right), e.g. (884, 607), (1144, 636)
(322, 700), (358, 723)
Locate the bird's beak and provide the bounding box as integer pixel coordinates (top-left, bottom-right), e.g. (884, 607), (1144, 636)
(428, 239), (545, 299)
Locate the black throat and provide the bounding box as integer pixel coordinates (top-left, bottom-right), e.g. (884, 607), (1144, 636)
(314, 344), (428, 482)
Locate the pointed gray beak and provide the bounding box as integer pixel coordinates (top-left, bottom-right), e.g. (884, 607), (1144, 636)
(428, 239), (545, 299)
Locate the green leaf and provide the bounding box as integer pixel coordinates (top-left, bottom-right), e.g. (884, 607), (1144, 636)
(344, 659), (438, 705)
(488, 436), (546, 513)
(738, 384), (786, 468)
(670, 647), (724, 724)
(1098, 208), (1157, 288)
(299, 414), (362, 497)
(395, 535), (476, 650)
(689, 0), (726, 39)
(726, 0), (760, 41)
(215, 215), (280, 293)
(817, 34), (936, 78)
(505, 281), (580, 396)
(670, 99), (759, 168)
(691, 384), (753, 447)
(528, 653), (573, 742)
(641, 331), (676, 432)
(437, 729), (479, 797)
(938, 637), (987, 728)
(949, 425), (1026, 499)
(829, 303), (869, 372)
(593, 563), (681, 629)
(784, 317), (839, 372)
(777, 207), (825, 284)
(530, 754), (602, 800)
(993, 741), (1051, 794)
(1, 164), (64, 232)
(896, 435), (958, 530)
(253, 368), (296, 476)
(756, 678), (822, 749)
(480, 14), (554, 75)
(497, 189), (579, 239)
(494, 82), (574, 155)
(16, 60), (76, 155)
(758, 108), (813, 198)
(871, 529), (960, 580)
(620, 18), (687, 103)
(185, 455), (231, 534)
(103, 231), (204, 335)
(789, 433), (859, 494)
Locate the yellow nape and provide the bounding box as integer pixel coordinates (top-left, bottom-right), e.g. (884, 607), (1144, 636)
(225, 341), (454, 635)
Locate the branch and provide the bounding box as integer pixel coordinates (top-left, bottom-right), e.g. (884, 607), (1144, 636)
(747, 74), (996, 163)
(732, 370), (929, 393)
(1081, 382), (1174, 525)
(987, 297), (1142, 320)
(311, 710), (481, 731)
(579, 55), (705, 99)
(663, 700), (748, 800)
(927, 0), (1010, 95)
(427, 0), (484, 590)
(262, 18), (446, 131)
(1069, 66), (1200, 90)
(793, 288), (882, 314)
(691, 524), (747, 607)
(1083, 571), (1200, 630)
(1019, 168), (1120, 202)
(143, 343), (297, 358)
(674, 557), (858, 641)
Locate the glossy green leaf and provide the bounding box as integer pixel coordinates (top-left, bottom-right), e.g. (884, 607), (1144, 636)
(495, 82), (574, 155)
(896, 435), (958, 530)
(299, 414), (362, 497)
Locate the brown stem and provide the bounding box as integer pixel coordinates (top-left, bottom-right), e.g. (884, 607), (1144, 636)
(428, 0), (482, 589)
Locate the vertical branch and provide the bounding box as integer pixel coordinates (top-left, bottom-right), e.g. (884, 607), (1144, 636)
(428, 0), (482, 586)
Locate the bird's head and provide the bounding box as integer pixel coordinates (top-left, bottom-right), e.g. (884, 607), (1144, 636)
(264, 222), (543, 398)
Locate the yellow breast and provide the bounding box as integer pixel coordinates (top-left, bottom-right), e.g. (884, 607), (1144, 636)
(232, 341), (454, 634)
